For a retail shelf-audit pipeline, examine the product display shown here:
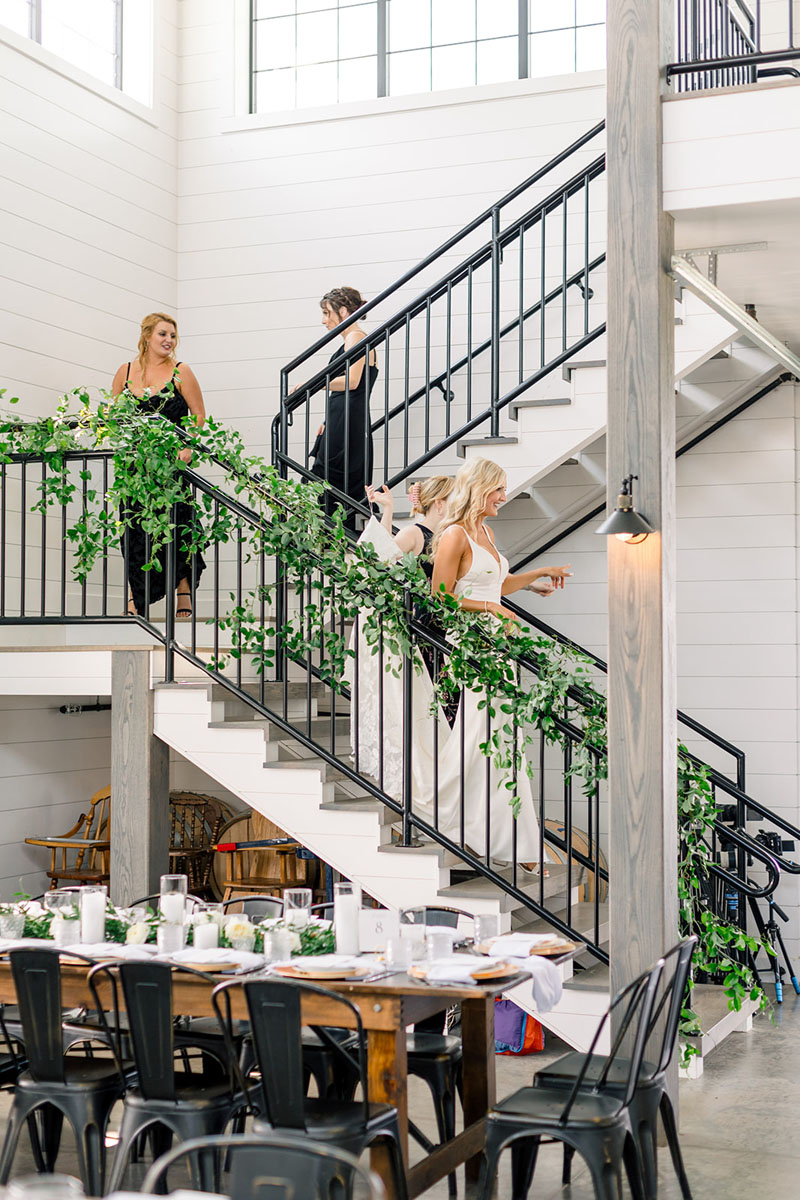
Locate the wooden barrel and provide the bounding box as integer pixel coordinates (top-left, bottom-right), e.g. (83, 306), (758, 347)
(544, 819), (608, 902)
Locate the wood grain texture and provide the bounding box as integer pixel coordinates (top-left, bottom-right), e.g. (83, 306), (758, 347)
(606, 0), (679, 1073)
(110, 650), (170, 904)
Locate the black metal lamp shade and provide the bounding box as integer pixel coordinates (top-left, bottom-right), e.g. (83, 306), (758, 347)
(596, 475), (655, 542)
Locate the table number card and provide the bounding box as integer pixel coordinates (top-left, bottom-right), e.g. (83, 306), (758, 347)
(358, 908), (400, 951)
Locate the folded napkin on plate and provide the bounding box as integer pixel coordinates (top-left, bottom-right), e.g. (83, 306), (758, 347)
(75, 942), (159, 960)
(289, 954), (362, 971)
(488, 933), (564, 957)
(169, 948), (263, 969)
(422, 956), (508, 983)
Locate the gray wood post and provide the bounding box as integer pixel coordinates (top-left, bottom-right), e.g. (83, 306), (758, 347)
(606, 0), (678, 1069)
(111, 649), (170, 904)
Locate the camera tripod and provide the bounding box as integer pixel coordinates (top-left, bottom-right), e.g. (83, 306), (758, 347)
(746, 889), (800, 1003)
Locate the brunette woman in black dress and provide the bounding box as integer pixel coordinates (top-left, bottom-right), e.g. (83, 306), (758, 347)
(308, 286), (378, 529)
(110, 312), (206, 618)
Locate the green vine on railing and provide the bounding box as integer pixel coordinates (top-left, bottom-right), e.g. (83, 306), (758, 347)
(0, 387), (770, 1043)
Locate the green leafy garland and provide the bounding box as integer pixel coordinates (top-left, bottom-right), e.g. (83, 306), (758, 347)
(0, 387), (769, 1042)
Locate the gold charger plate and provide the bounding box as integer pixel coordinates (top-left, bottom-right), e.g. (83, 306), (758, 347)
(274, 963), (371, 981)
(476, 939), (577, 958)
(410, 961), (521, 984)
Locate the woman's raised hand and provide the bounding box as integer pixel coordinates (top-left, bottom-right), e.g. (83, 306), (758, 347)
(366, 483), (393, 509)
(541, 565), (572, 589)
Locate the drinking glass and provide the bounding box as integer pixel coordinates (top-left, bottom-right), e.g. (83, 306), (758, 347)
(44, 891), (81, 948)
(473, 912), (501, 948)
(399, 923), (427, 961)
(284, 887), (312, 929)
(384, 936), (413, 972)
(8, 1174), (84, 1200)
(425, 929), (456, 962)
(159, 874), (188, 925)
(0, 911), (25, 940)
(263, 928), (293, 963)
(79, 885), (107, 944)
(334, 881), (361, 955)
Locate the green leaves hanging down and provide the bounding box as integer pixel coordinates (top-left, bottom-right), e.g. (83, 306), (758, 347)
(0, 384), (771, 1035)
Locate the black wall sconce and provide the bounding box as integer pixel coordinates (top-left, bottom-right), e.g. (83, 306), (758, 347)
(596, 475), (655, 544)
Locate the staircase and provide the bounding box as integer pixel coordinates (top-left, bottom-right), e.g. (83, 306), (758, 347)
(4, 120), (800, 1063)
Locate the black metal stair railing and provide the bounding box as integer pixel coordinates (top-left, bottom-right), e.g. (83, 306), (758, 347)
(1, 445), (796, 964)
(668, 0), (800, 90)
(274, 120), (607, 526)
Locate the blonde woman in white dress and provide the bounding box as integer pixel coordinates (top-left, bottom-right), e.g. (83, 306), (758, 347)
(430, 458), (571, 871)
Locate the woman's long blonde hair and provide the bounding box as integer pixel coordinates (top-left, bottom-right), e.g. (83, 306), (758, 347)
(137, 312), (178, 387)
(410, 475), (453, 516)
(432, 458), (506, 555)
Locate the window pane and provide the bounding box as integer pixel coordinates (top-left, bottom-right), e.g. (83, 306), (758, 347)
(338, 53), (377, 101)
(256, 16), (296, 71)
(576, 0), (604, 24)
(388, 47), (431, 94)
(121, 0), (153, 104)
(432, 0), (475, 46)
(476, 35), (518, 84)
(388, 0), (431, 52)
(529, 0), (575, 34)
(41, 0), (117, 86)
(255, 0), (295, 15)
(529, 27), (575, 75)
(576, 22), (605, 70)
(432, 40), (475, 89)
(339, 2), (377, 59)
(297, 8), (337, 64)
(0, 0), (31, 37)
(477, 0), (518, 39)
(296, 0), (335, 11)
(296, 59), (338, 105)
(255, 67), (296, 112)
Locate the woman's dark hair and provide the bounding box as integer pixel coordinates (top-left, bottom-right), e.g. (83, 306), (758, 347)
(320, 286), (365, 315)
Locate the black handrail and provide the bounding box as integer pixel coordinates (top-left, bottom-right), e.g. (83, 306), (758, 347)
(668, 0), (799, 90)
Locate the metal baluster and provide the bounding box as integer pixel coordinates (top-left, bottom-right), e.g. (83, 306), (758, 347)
(378, 616), (385, 792)
(593, 754), (601, 949)
(424, 298), (432, 453)
(401, 592), (413, 846)
(101, 457), (109, 617)
(20, 460), (26, 617)
(403, 315), (410, 473)
(40, 461), (46, 617)
(459, 687), (466, 848)
(259, 533), (266, 705)
(80, 458), (88, 617)
(584, 174), (590, 334)
(433, 644), (440, 830)
(445, 281), (452, 438)
(466, 263), (473, 421)
(564, 738), (573, 925)
(484, 701), (491, 867)
(540, 209), (546, 368)
(489, 207), (501, 438)
(353, 609), (360, 773)
(213, 501), (220, 673)
(518, 222), (525, 385)
(305, 570), (313, 740)
(383, 330), (390, 481)
(562, 190), (568, 353)
(164, 503), (176, 684)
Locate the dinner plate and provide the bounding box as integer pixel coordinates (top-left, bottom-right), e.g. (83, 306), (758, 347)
(476, 938), (577, 957)
(273, 963), (372, 981)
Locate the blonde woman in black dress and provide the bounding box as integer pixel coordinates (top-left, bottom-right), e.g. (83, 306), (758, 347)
(111, 312), (206, 618)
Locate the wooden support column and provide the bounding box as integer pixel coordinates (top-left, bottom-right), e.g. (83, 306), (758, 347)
(606, 0), (678, 1053)
(111, 650), (170, 904)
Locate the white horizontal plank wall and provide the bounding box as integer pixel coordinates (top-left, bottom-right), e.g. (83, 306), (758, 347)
(0, 5), (179, 422)
(175, 0), (606, 463)
(501, 382), (800, 960)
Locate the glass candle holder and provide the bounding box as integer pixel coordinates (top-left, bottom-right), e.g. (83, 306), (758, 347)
(284, 887), (312, 929)
(473, 912), (501, 947)
(8, 1173), (84, 1200)
(193, 904), (221, 950)
(79, 886), (107, 944)
(0, 911), (25, 940)
(334, 881), (361, 955)
(156, 923), (185, 956)
(159, 874), (188, 925)
(263, 928), (293, 963)
(45, 891), (81, 948)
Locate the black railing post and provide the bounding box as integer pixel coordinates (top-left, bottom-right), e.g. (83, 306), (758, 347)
(490, 206), (502, 438)
(401, 589), (413, 847)
(164, 502), (176, 684)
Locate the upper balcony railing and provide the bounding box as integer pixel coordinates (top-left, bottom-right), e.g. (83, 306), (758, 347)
(668, 0), (800, 91)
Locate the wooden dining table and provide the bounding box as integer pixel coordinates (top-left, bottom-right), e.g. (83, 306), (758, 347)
(0, 958), (531, 1200)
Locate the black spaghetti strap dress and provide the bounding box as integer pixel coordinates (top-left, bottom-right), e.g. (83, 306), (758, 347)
(121, 364), (206, 614)
(310, 343), (378, 528)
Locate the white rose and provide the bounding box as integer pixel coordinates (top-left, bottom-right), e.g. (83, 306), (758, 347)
(126, 922), (149, 945)
(225, 917), (255, 941)
(289, 931), (301, 952)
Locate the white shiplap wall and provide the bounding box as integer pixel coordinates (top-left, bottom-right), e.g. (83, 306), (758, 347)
(0, 7), (179, 421)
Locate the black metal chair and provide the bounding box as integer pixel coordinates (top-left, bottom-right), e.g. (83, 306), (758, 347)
(477, 958), (665, 1200)
(88, 960), (243, 1192)
(0, 949), (124, 1194)
(222, 894), (284, 920)
(141, 1131), (385, 1200)
(310, 901), (334, 920)
(212, 976), (408, 1200)
(400, 905), (473, 1196)
(534, 937), (697, 1199)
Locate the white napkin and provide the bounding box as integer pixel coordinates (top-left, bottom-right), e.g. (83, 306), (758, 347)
(488, 933), (564, 957)
(169, 948), (264, 969)
(72, 942), (159, 960)
(422, 956), (507, 983)
(289, 954), (362, 972)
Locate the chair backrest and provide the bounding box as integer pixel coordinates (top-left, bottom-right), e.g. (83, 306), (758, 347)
(141, 1132), (385, 1200)
(401, 905), (473, 928)
(90, 960), (178, 1101)
(9, 949), (67, 1083)
(560, 958), (664, 1123)
(646, 936), (698, 1078)
(310, 902), (334, 920)
(126, 892), (203, 912)
(170, 792), (231, 892)
(213, 978), (369, 1131)
(222, 895), (284, 920)
(74, 786), (111, 873)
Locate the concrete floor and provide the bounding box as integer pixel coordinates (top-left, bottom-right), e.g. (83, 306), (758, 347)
(0, 996), (795, 1198)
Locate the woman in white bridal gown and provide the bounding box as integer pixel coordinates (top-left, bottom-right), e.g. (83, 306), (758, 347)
(344, 477), (453, 799)
(430, 458), (572, 871)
